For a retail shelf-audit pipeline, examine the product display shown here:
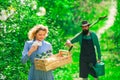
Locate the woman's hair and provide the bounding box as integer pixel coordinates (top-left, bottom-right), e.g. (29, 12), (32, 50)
(28, 24), (48, 40)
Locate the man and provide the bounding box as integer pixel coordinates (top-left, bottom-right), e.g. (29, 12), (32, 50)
(66, 20), (101, 80)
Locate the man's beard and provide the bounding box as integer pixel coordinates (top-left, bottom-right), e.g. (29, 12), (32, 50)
(82, 29), (89, 35)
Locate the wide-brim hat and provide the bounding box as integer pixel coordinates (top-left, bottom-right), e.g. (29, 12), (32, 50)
(81, 20), (90, 27)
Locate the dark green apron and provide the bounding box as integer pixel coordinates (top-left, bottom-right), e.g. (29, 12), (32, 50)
(79, 34), (97, 78)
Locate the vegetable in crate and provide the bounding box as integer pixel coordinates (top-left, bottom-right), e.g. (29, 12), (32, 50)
(36, 50), (52, 59)
(37, 54), (42, 58)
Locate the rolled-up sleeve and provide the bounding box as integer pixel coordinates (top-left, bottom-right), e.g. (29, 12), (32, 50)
(21, 41), (30, 64)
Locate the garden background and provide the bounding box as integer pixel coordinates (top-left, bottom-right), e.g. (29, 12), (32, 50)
(0, 0), (120, 80)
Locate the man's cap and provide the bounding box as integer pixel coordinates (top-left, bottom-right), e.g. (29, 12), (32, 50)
(81, 20), (90, 27)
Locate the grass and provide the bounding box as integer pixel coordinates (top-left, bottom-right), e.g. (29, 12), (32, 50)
(100, 51), (120, 80)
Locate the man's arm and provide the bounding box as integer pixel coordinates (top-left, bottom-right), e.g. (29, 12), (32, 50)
(94, 34), (101, 60)
(70, 33), (81, 44)
(66, 33), (82, 47)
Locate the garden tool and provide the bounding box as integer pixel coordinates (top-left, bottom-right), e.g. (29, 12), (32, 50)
(90, 15), (107, 27)
(82, 78), (88, 80)
(68, 46), (73, 52)
(90, 62), (105, 76)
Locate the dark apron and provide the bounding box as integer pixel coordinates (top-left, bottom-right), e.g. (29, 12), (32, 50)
(79, 34), (97, 78)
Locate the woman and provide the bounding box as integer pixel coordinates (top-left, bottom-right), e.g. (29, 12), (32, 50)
(21, 24), (54, 80)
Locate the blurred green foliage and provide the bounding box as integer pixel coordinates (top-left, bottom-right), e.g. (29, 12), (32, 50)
(101, 0), (120, 53)
(0, 0), (119, 80)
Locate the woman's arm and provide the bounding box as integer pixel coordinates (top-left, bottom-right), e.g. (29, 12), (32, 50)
(21, 41), (38, 64)
(21, 41), (30, 64)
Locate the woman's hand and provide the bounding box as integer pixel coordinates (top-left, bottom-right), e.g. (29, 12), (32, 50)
(28, 45), (38, 56)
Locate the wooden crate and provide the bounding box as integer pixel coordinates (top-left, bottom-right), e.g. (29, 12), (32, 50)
(34, 50), (72, 71)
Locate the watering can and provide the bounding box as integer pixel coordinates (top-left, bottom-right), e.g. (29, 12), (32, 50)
(93, 62), (105, 76)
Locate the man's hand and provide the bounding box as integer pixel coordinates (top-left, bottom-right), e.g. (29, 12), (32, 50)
(97, 59), (101, 63)
(65, 40), (73, 47)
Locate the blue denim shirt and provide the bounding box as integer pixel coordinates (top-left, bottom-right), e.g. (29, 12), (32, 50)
(21, 40), (54, 80)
